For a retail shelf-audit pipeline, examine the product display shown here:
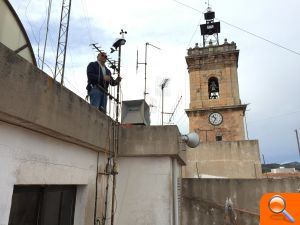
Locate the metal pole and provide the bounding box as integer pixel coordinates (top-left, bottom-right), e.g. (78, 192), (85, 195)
(115, 45), (121, 123)
(143, 42), (160, 101)
(110, 125), (117, 225)
(295, 129), (300, 158)
(144, 43), (148, 100)
(41, 0), (52, 70)
(102, 158), (111, 225)
(162, 86), (164, 125)
(111, 30), (125, 224)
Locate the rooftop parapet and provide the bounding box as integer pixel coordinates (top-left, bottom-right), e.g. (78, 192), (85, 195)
(0, 42), (186, 162)
(186, 39), (239, 70)
(187, 39), (237, 56)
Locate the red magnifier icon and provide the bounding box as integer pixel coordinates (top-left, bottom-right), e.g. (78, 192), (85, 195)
(268, 195), (295, 223)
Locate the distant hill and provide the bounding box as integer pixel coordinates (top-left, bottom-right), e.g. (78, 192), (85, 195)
(262, 162), (300, 173)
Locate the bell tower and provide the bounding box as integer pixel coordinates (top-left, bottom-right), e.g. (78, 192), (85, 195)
(185, 8), (247, 143)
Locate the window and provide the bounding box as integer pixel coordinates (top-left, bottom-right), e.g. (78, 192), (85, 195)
(9, 185), (76, 225)
(216, 135), (222, 141)
(208, 77), (219, 99)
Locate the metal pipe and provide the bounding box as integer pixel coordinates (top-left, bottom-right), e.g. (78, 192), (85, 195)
(110, 123), (118, 225)
(94, 152), (100, 225)
(115, 44), (121, 122)
(172, 158), (179, 225)
(102, 158), (111, 225)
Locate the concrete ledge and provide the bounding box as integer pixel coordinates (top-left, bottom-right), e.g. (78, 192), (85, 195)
(0, 42), (113, 152)
(119, 125), (186, 165)
(182, 178), (300, 225)
(184, 140), (262, 178)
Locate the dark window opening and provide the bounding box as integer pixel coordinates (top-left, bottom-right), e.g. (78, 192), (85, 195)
(208, 77), (219, 99)
(8, 185), (76, 225)
(216, 135), (222, 141)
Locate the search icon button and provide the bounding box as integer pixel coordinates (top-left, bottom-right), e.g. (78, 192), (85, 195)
(268, 195), (295, 223)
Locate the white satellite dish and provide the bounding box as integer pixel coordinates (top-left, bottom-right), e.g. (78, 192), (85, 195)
(181, 132), (200, 148)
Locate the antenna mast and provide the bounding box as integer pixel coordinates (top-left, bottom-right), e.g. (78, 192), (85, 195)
(54, 0), (72, 85)
(136, 42), (160, 102)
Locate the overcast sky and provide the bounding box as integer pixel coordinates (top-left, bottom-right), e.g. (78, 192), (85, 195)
(9, 0), (300, 163)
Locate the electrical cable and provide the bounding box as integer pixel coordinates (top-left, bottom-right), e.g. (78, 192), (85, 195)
(175, 111), (187, 126)
(64, 51), (87, 98)
(183, 195), (259, 217)
(63, 78), (86, 99)
(80, 0), (94, 42)
(24, 0), (41, 66)
(187, 16), (202, 48)
(172, 0), (300, 56)
(38, 56), (55, 76)
(98, 115), (113, 225)
(248, 109), (300, 125)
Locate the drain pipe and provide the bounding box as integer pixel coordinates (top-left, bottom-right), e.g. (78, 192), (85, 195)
(172, 158), (179, 225)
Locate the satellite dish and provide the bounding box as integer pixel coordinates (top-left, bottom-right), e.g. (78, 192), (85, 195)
(181, 132), (200, 148)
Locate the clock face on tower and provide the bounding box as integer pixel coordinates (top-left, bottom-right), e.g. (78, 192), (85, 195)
(209, 112), (223, 126)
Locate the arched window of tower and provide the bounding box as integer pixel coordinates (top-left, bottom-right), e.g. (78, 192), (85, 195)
(208, 77), (219, 99)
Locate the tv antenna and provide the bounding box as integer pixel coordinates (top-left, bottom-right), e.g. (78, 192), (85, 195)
(136, 42), (161, 102)
(160, 78), (170, 125)
(90, 43), (118, 72)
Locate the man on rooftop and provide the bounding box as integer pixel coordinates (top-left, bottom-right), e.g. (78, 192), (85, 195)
(86, 52), (121, 113)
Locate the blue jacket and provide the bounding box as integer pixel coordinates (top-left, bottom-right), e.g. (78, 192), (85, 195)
(86, 61), (118, 92)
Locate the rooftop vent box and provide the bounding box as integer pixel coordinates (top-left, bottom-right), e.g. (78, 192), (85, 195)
(121, 99), (150, 126)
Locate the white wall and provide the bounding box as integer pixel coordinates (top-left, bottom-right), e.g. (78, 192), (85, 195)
(0, 121), (106, 225)
(115, 157), (182, 225)
(0, 120), (185, 225)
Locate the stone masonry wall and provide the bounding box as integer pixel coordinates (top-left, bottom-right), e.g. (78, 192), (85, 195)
(182, 178), (300, 225)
